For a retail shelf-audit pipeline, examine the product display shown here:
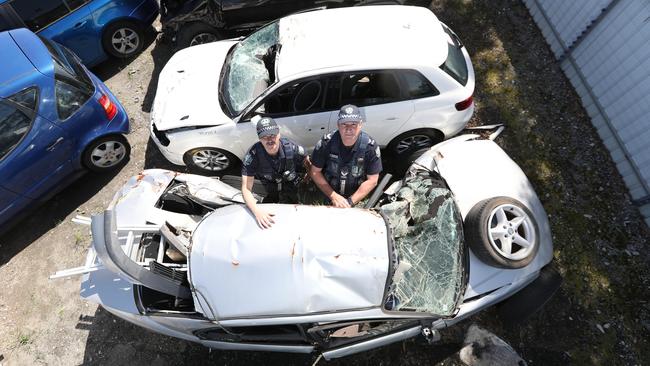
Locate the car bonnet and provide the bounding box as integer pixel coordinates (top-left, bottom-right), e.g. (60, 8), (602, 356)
(151, 40), (238, 131)
(189, 204), (390, 320)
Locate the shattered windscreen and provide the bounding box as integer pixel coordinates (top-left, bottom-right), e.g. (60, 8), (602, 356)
(224, 22), (278, 114)
(380, 171), (465, 316)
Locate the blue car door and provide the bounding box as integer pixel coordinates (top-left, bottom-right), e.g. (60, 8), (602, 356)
(0, 185), (26, 228)
(0, 91), (74, 202)
(10, 0), (101, 66)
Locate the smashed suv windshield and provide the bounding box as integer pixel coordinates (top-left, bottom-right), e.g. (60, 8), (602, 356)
(224, 22), (279, 115)
(380, 170), (466, 316)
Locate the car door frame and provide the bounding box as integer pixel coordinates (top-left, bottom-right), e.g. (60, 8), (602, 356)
(328, 68), (416, 145)
(238, 74), (339, 148)
(0, 90), (40, 225)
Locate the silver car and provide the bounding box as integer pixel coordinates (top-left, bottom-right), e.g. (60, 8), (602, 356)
(53, 133), (560, 360)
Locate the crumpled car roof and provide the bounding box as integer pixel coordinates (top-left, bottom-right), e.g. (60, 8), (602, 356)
(189, 204), (389, 319)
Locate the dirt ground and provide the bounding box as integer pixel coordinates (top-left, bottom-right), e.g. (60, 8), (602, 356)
(1, 1), (649, 365)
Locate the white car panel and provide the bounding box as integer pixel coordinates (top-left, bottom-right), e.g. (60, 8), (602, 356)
(347, 101), (415, 145)
(189, 204), (390, 319)
(273, 110), (335, 148)
(151, 41), (237, 131)
(276, 6), (448, 80)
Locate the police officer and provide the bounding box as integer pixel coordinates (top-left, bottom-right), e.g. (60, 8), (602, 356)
(242, 117), (309, 228)
(310, 105), (382, 208)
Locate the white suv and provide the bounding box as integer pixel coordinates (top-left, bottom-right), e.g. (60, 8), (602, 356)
(150, 5), (475, 173)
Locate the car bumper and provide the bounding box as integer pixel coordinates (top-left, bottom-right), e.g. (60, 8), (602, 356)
(149, 123), (185, 166)
(442, 103), (475, 139)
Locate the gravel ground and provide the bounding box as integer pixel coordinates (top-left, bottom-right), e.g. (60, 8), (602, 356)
(1, 1), (649, 365)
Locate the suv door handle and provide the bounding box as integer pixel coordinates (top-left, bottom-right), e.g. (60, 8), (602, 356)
(46, 137), (64, 151)
(73, 21), (87, 29)
(384, 117), (398, 121)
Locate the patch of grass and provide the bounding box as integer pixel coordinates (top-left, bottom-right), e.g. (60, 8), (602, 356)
(18, 333), (31, 346)
(74, 231), (86, 247)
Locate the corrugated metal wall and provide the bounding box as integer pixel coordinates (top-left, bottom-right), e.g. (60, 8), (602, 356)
(523, 0), (650, 227)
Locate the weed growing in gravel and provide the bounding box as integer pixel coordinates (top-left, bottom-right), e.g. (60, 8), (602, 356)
(18, 334), (31, 346)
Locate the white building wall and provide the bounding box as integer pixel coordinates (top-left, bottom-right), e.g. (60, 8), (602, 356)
(523, 0), (650, 227)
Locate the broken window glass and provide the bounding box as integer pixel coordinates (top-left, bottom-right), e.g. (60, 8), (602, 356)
(225, 22), (278, 114)
(380, 171), (465, 316)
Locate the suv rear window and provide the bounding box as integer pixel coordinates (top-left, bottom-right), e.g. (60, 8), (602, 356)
(400, 70), (439, 98)
(440, 25), (468, 86)
(40, 37), (94, 119)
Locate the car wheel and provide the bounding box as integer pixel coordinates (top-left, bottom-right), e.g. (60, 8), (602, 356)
(464, 197), (539, 269)
(388, 130), (443, 157)
(102, 21), (144, 58)
(82, 135), (131, 172)
(183, 147), (238, 175)
(176, 22), (223, 49)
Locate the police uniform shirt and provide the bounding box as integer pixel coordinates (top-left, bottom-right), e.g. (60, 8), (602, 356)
(311, 132), (382, 196)
(241, 138), (307, 186)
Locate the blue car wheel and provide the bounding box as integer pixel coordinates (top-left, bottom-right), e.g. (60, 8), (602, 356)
(82, 135), (131, 172)
(102, 20), (144, 58)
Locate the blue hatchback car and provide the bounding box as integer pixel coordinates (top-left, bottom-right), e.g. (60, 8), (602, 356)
(0, 0), (158, 67)
(0, 28), (130, 230)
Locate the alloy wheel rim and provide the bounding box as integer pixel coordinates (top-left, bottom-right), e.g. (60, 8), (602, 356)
(395, 135), (432, 154)
(192, 149), (229, 171)
(190, 33), (218, 47)
(487, 204), (536, 260)
(91, 141), (127, 168)
(111, 28), (140, 55)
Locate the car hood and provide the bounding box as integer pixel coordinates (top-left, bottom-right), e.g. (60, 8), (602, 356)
(189, 204), (390, 319)
(151, 40), (238, 131)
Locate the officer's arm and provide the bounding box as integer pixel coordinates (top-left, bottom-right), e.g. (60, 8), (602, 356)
(310, 165), (334, 197)
(242, 175), (259, 213)
(350, 174), (379, 205)
(242, 175), (275, 229)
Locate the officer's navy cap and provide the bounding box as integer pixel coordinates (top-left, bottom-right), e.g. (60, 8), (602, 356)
(256, 117), (280, 138)
(337, 104), (363, 124)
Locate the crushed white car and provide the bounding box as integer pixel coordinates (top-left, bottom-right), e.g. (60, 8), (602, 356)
(150, 5), (475, 173)
(53, 134), (560, 359)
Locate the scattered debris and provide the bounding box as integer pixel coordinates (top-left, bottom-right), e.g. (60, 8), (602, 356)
(459, 324), (527, 366)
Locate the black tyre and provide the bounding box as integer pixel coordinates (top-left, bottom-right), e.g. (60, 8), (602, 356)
(464, 197), (539, 269)
(82, 135), (131, 172)
(387, 129), (443, 157)
(102, 20), (144, 58)
(498, 264), (562, 326)
(183, 147), (239, 175)
(176, 22), (223, 49)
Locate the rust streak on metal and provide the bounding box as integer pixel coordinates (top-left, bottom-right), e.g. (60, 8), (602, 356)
(291, 242), (296, 257)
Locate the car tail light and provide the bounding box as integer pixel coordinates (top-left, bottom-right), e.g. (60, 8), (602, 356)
(99, 94), (117, 120)
(455, 95), (473, 111)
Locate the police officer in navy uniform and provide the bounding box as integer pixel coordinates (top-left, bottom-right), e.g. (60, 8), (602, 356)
(310, 105), (382, 208)
(242, 117), (309, 228)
